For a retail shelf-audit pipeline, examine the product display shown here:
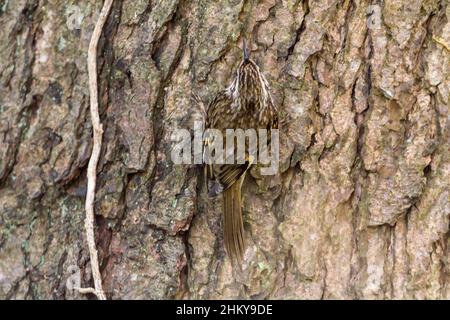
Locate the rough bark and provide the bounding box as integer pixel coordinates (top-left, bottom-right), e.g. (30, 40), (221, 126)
(0, 0), (449, 299)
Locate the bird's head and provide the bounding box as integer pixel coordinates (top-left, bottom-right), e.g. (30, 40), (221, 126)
(226, 40), (272, 110)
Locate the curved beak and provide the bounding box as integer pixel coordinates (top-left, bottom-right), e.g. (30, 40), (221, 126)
(243, 39), (250, 61)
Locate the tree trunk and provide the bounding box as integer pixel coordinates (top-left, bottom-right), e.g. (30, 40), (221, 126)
(0, 0), (449, 299)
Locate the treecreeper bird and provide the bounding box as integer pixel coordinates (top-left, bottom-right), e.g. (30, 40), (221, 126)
(203, 41), (278, 264)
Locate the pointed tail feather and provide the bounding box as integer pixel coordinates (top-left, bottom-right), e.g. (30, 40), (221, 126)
(223, 174), (246, 263)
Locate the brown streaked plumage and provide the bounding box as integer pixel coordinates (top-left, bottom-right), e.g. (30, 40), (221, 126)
(204, 41), (278, 263)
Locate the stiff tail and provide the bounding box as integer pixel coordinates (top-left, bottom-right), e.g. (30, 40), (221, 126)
(223, 174), (246, 263)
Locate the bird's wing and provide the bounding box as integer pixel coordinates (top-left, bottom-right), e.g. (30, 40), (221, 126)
(204, 91), (251, 197)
